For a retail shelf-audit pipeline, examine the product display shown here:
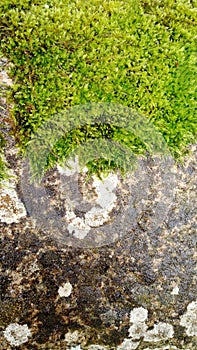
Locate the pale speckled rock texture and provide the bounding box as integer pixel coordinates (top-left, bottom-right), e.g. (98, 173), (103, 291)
(0, 59), (197, 349)
(0, 174), (26, 224)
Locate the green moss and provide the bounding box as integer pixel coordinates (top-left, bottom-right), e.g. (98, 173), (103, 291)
(0, 0), (196, 176)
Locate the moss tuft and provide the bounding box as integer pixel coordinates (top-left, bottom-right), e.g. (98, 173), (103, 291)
(0, 0), (196, 176)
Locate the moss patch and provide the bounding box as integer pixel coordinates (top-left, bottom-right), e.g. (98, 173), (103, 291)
(0, 0), (196, 176)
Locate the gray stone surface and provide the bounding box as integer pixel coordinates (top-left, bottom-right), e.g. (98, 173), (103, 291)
(0, 61), (196, 349)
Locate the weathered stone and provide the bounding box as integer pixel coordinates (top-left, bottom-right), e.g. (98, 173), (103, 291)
(0, 60), (196, 349)
(0, 175), (26, 224)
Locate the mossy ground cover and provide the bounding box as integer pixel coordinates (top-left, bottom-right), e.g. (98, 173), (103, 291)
(0, 0), (196, 178)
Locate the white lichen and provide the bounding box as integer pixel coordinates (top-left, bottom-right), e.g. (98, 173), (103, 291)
(70, 346), (82, 350)
(180, 300), (197, 336)
(143, 322), (174, 342)
(128, 307), (175, 344)
(64, 172), (119, 240)
(92, 172), (118, 210)
(128, 307), (148, 340)
(129, 307), (148, 323)
(128, 322), (148, 339)
(58, 281), (73, 297)
(0, 178), (26, 224)
(171, 286), (179, 295)
(67, 215), (90, 239)
(84, 206), (111, 227)
(57, 156), (79, 176)
(64, 330), (79, 344)
(117, 338), (140, 350)
(3, 323), (32, 346)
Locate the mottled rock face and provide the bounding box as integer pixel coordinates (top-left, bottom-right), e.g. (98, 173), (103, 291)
(0, 174), (26, 224)
(0, 61), (197, 350)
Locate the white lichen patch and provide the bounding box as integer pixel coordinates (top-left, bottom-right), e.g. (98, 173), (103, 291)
(67, 215), (91, 239)
(0, 63), (12, 86)
(128, 322), (148, 339)
(128, 307), (148, 340)
(117, 338), (140, 350)
(0, 178), (26, 224)
(57, 156), (80, 176)
(70, 346), (82, 350)
(143, 322), (174, 342)
(84, 206), (111, 227)
(92, 172), (119, 210)
(180, 300), (197, 336)
(171, 285), (179, 295)
(64, 172), (119, 240)
(64, 330), (80, 344)
(127, 307), (175, 344)
(130, 307), (148, 323)
(3, 323), (32, 346)
(58, 281), (73, 298)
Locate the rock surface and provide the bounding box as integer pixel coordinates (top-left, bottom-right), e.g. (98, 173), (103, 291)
(0, 60), (196, 349)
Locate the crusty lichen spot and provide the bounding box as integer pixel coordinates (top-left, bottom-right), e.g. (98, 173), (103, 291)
(128, 307), (148, 339)
(64, 330), (80, 344)
(3, 323), (32, 346)
(128, 322), (148, 340)
(58, 281), (73, 298)
(58, 158), (119, 240)
(124, 307), (174, 346)
(171, 285), (179, 295)
(70, 346), (82, 350)
(129, 307), (148, 323)
(143, 322), (174, 342)
(57, 157), (79, 176)
(0, 178), (26, 224)
(180, 300), (197, 336)
(117, 338), (140, 350)
(67, 172), (119, 239)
